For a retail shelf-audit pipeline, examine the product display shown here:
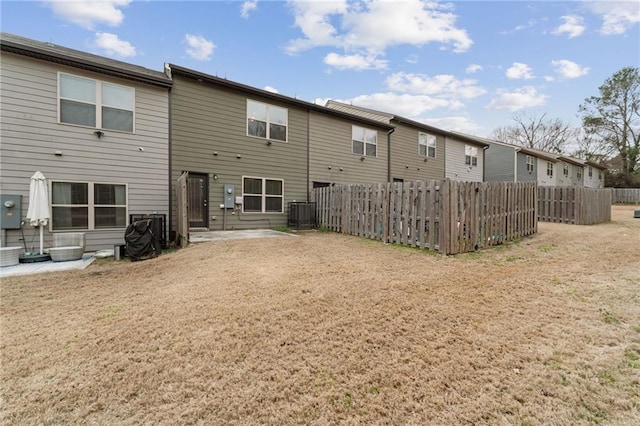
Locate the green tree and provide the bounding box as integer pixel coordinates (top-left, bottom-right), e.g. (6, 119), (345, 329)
(579, 67), (640, 176)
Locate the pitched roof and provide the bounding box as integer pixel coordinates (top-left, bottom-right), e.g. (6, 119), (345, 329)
(167, 64), (395, 131)
(326, 100), (489, 147)
(1, 32), (172, 88)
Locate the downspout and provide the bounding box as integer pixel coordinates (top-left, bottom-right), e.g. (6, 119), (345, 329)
(387, 127), (395, 182)
(514, 147), (521, 182)
(165, 63), (174, 244)
(482, 145), (489, 182)
(306, 109), (310, 202)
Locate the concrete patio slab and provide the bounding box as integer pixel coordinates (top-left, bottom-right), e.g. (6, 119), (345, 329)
(0, 254), (96, 278)
(189, 229), (297, 243)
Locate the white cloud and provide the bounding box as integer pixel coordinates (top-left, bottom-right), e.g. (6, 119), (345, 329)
(465, 64), (482, 74)
(264, 86), (279, 94)
(506, 62), (534, 80)
(184, 34), (216, 61)
(94, 32), (136, 57)
(552, 15), (586, 38)
(286, 0), (472, 65)
(325, 92), (464, 118)
(324, 52), (387, 70)
(44, 0), (130, 30)
(421, 116), (483, 133)
(486, 87), (548, 111)
(550, 59), (589, 79)
(587, 1), (640, 35)
(386, 72), (486, 99)
(241, 1), (258, 19)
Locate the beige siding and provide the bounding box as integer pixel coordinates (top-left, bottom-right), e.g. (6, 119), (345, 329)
(308, 111), (389, 188)
(0, 53), (169, 251)
(170, 76), (308, 231)
(584, 166), (604, 188)
(537, 158), (557, 186)
(445, 137), (484, 182)
(389, 124), (445, 181)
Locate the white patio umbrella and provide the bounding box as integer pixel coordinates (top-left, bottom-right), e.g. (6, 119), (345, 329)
(25, 171), (50, 255)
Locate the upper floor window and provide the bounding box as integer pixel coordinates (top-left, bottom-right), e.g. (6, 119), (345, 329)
(51, 181), (127, 230)
(599, 171), (602, 180)
(419, 133), (436, 158)
(242, 177), (284, 213)
(247, 100), (287, 142)
(563, 164), (569, 177)
(59, 73), (134, 132)
(588, 166), (593, 178)
(465, 145), (478, 166)
(547, 162), (554, 177)
(352, 126), (377, 157)
(577, 168), (582, 179)
(526, 155), (534, 173)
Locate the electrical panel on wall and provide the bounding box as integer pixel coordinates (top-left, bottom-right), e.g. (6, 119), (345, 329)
(223, 185), (235, 209)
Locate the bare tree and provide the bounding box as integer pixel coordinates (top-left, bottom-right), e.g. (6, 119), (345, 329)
(489, 112), (579, 153)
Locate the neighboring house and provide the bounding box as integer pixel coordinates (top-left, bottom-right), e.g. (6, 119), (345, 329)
(456, 134), (547, 184)
(556, 156), (585, 187)
(167, 64), (394, 232)
(0, 32), (172, 251)
(326, 101), (487, 182)
(582, 160), (607, 188)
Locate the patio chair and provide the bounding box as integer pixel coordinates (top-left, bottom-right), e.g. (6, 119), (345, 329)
(48, 233), (85, 262)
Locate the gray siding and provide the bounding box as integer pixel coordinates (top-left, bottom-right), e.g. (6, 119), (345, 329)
(309, 111), (389, 187)
(389, 124), (445, 181)
(484, 142), (516, 182)
(445, 137), (483, 182)
(0, 52), (169, 251)
(170, 76), (308, 231)
(516, 153), (537, 182)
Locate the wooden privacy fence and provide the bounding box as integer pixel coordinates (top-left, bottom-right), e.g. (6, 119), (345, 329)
(612, 188), (640, 204)
(538, 187), (612, 225)
(176, 172), (189, 248)
(312, 180), (537, 255)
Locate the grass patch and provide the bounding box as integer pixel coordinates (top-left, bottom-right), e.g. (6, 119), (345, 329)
(539, 243), (557, 253)
(623, 348), (640, 368)
(599, 308), (620, 324)
(272, 226), (295, 233)
(316, 226), (332, 233)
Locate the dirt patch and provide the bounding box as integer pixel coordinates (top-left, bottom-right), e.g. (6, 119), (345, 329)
(1, 206), (639, 425)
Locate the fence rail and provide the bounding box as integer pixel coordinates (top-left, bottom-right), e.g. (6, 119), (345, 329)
(313, 180), (537, 255)
(612, 188), (640, 204)
(538, 187), (611, 225)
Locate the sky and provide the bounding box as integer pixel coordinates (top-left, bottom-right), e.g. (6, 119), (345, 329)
(2, 0), (639, 137)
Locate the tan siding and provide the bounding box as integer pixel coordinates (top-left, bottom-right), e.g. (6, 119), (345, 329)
(170, 76), (308, 231)
(0, 53), (169, 251)
(445, 137), (484, 182)
(308, 111), (388, 188)
(389, 124), (445, 181)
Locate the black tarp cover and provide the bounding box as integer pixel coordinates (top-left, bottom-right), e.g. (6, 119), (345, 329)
(124, 219), (161, 261)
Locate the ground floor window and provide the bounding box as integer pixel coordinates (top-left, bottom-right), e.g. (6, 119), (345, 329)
(242, 177), (283, 213)
(51, 181), (127, 230)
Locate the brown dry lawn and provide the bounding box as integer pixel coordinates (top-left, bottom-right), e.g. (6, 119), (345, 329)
(1, 205), (639, 425)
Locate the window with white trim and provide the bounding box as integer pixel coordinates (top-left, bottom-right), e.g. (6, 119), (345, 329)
(352, 126), (377, 157)
(419, 132), (436, 158)
(247, 100), (288, 142)
(599, 171), (602, 180)
(563, 164), (569, 177)
(465, 145), (478, 166)
(588, 166), (593, 178)
(526, 155), (534, 173)
(242, 177), (283, 213)
(547, 162), (554, 177)
(51, 182), (127, 230)
(577, 168), (582, 179)
(59, 73), (134, 132)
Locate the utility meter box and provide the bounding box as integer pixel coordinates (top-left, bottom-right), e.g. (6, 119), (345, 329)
(1, 194), (22, 229)
(223, 184), (235, 209)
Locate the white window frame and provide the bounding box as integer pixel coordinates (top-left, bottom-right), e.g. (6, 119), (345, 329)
(464, 145), (478, 166)
(246, 100), (288, 142)
(588, 166), (593, 178)
(547, 162), (554, 177)
(352, 125), (378, 157)
(577, 168), (582, 179)
(50, 181), (128, 231)
(526, 155), (534, 173)
(418, 132), (436, 158)
(563, 164), (569, 177)
(241, 176), (284, 214)
(58, 72), (135, 132)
